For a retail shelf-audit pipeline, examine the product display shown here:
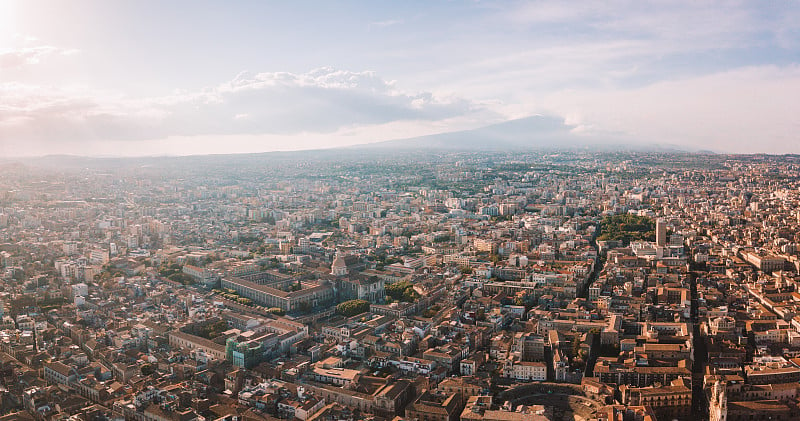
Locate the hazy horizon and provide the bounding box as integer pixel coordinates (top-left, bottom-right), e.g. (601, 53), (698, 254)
(2, 1), (799, 157)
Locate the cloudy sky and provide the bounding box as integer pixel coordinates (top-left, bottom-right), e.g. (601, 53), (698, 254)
(1, 1), (799, 156)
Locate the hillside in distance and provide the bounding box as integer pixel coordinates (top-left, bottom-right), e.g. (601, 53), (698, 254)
(358, 115), (690, 152)
(0, 116), (705, 173)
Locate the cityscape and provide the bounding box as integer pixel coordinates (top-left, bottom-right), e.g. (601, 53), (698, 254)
(3, 1), (800, 421)
(0, 150), (799, 420)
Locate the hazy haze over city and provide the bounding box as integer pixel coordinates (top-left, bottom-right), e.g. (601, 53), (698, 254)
(1, 1), (799, 156)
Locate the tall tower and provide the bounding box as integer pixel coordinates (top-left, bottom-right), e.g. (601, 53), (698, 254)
(656, 219), (667, 247)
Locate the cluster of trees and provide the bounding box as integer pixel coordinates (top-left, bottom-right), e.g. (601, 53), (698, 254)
(195, 319), (229, 340)
(158, 264), (195, 285)
(597, 214), (655, 245)
(570, 329), (599, 370)
(433, 234), (453, 243)
(421, 304), (442, 318)
(238, 234), (265, 243)
(212, 288), (253, 306)
(268, 307), (285, 316)
(512, 293), (536, 311)
(256, 243), (278, 255)
(159, 263), (182, 278)
(336, 299), (370, 317)
(187, 255), (215, 266)
(97, 264), (125, 281)
(372, 250), (401, 270)
(141, 363), (156, 376)
(168, 272), (194, 285)
(385, 281), (419, 303)
(258, 257), (280, 270)
(38, 297), (68, 312)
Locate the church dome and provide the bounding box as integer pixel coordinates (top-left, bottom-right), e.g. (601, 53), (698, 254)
(331, 251), (348, 276)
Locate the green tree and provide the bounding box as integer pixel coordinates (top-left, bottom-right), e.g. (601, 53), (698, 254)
(168, 272), (194, 285)
(197, 320), (228, 339)
(141, 363), (156, 376)
(571, 336), (583, 358)
(386, 281), (419, 302)
(336, 299), (371, 317)
(268, 307), (286, 316)
(597, 214), (655, 245)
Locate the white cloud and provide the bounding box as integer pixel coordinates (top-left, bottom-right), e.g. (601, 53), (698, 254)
(0, 67), (489, 152)
(3, 63), (798, 155)
(503, 1), (784, 50)
(369, 19), (403, 29)
(2, 2), (799, 156)
(0, 45), (78, 69)
(542, 65), (800, 153)
(428, 1), (799, 100)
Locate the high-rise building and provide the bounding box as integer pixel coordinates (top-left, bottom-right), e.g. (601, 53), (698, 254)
(656, 219), (667, 247)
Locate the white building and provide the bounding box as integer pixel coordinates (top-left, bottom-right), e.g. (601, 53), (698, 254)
(504, 360), (546, 381)
(72, 283), (89, 297)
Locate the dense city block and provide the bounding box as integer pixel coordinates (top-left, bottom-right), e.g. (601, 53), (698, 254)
(1, 151), (800, 420)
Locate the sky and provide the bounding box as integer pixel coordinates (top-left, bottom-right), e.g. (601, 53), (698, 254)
(0, 0), (799, 157)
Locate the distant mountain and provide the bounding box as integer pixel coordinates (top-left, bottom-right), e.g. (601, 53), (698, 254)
(0, 116), (711, 171)
(354, 115), (696, 153)
(357, 115), (582, 151)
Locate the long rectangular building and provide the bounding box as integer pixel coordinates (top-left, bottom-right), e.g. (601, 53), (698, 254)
(221, 272), (335, 312)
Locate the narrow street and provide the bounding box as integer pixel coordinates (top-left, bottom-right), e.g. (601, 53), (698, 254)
(690, 270), (709, 416)
(578, 221), (603, 299)
(582, 221), (603, 377)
